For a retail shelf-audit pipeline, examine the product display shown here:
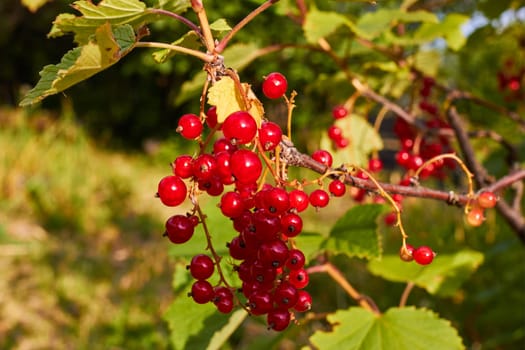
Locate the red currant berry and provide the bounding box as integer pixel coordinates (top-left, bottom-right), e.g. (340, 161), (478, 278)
(247, 290), (273, 315)
(267, 308), (291, 331)
(288, 268), (309, 289)
(477, 191), (497, 209)
(294, 290), (312, 312)
(192, 153), (217, 180)
(264, 187), (290, 214)
(335, 137), (349, 149)
(189, 254), (215, 280)
(395, 150), (411, 167)
(177, 113), (203, 139)
(157, 175), (187, 207)
(332, 105), (348, 119)
(213, 137), (237, 154)
(286, 249), (306, 270)
(273, 281), (299, 308)
(368, 158), (383, 172)
(262, 72), (288, 99)
(408, 154), (424, 171)
(309, 189), (330, 208)
(312, 149), (333, 167)
(399, 243), (414, 262)
(215, 297), (234, 314)
(222, 111), (257, 145)
(190, 280), (214, 304)
(259, 121), (283, 151)
(172, 155), (194, 179)
(413, 246), (435, 265)
(328, 179), (346, 197)
(384, 211), (397, 226)
(230, 150), (262, 184)
(328, 125), (343, 141)
(165, 214), (196, 244)
(289, 189), (309, 212)
(258, 240), (289, 268)
(280, 213), (303, 238)
(206, 106), (219, 129)
(220, 191), (245, 218)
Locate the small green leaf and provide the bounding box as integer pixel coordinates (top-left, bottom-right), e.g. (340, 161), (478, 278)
(49, 0), (150, 44)
(310, 306), (464, 350)
(368, 250), (484, 296)
(410, 49), (441, 77)
(157, 0), (191, 13)
(356, 9), (437, 40)
(164, 293), (247, 350)
(20, 23), (136, 106)
(210, 18), (232, 32)
(152, 30), (201, 63)
(414, 13), (469, 51)
(295, 232), (326, 261)
(322, 204), (386, 259)
(303, 9), (349, 44)
(320, 114), (383, 168)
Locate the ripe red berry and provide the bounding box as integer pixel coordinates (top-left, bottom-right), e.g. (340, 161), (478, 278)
(335, 137), (349, 149)
(286, 249), (306, 270)
(477, 191), (497, 209)
(368, 158), (383, 172)
(206, 106), (219, 129)
(312, 149), (333, 167)
(288, 268), (309, 289)
(259, 121), (283, 151)
(189, 254), (215, 280)
(328, 179), (346, 197)
(280, 213), (303, 238)
(165, 214), (196, 244)
(273, 281), (299, 308)
(222, 111), (257, 145)
(328, 125), (343, 141)
(262, 72), (288, 99)
(172, 155), (194, 179)
(258, 240), (289, 268)
(220, 191), (246, 218)
(190, 280), (214, 304)
(288, 189), (309, 212)
(332, 105), (348, 119)
(230, 150), (262, 184)
(157, 175), (187, 207)
(309, 189), (330, 208)
(192, 153), (217, 180)
(294, 290), (312, 312)
(267, 308), (291, 331)
(413, 246), (435, 265)
(177, 113), (203, 139)
(247, 290), (273, 315)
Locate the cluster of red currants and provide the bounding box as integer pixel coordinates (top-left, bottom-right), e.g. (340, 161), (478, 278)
(327, 104), (350, 149)
(497, 58), (524, 102)
(157, 72), (315, 330)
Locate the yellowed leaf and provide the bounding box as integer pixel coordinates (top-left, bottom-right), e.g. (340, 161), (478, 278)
(207, 76), (263, 127)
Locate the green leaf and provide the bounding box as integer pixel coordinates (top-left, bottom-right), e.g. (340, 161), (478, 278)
(310, 306), (464, 349)
(368, 250), (484, 296)
(152, 30), (201, 63)
(322, 204), (386, 259)
(410, 49), (441, 77)
(295, 232), (326, 261)
(20, 23), (136, 107)
(303, 9), (349, 44)
(164, 293), (247, 350)
(356, 9), (437, 40)
(209, 18), (232, 32)
(320, 114), (383, 167)
(157, 0), (191, 13)
(49, 0), (151, 45)
(414, 13), (469, 51)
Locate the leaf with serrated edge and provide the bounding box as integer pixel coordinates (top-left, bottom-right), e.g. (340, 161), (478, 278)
(207, 76), (263, 127)
(368, 250), (484, 296)
(310, 307), (464, 350)
(164, 293), (246, 350)
(303, 9), (350, 44)
(20, 23), (135, 106)
(322, 204), (386, 259)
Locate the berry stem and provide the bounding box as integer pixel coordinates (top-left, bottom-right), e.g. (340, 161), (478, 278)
(149, 9), (202, 36)
(307, 263), (380, 314)
(399, 282), (415, 307)
(134, 42), (214, 62)
(194, 201), (231, 287)
(284, 91), (297, 140)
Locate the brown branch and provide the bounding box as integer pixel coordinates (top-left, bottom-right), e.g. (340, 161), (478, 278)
(446, 107), (525, 244)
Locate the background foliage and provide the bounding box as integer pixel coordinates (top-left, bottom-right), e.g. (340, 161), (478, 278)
(1, 0), (524, 349)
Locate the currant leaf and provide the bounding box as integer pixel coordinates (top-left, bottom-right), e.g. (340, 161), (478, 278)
(207, 76), (263, 127)
(322, 204), (386, 260)
(310, 307), (464, 350)
(20, 23), (136, 107)
(367, 250), (484, 296)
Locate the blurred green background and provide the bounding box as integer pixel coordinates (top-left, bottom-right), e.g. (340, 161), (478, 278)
(1, 0), (524, 349)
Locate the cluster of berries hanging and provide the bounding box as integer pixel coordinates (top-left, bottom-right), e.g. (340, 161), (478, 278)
(157, 72), (314, 331)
